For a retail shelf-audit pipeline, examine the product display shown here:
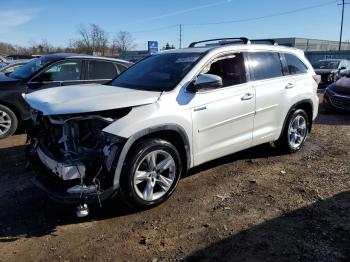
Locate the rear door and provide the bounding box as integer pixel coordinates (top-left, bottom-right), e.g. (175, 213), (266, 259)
(83, 59), (119, 84)
(247, 51), (295, 146)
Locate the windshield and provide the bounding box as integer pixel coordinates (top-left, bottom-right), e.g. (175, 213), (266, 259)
(313, 60), (340, 70)
(112, 52), (203, 92)
(9, 57), (55, 79)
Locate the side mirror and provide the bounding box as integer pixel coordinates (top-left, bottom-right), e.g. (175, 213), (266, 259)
(187, 74), (223, 92)
(339, 66), (346, 71)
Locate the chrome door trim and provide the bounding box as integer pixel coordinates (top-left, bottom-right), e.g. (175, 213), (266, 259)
(255, 104), (279, 114)
(198, 111), (255, 133)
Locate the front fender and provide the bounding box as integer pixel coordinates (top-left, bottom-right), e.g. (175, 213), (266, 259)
(102, 103), (193, 189)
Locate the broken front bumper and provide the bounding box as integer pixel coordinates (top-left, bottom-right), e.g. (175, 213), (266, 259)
(29, 145), (116, 205)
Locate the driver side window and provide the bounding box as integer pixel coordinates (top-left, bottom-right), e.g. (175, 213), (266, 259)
(37, 60), (81, 82)
(201, 52), (247, 88)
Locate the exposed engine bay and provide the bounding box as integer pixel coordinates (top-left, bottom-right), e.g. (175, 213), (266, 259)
(26, 108), (131, 204)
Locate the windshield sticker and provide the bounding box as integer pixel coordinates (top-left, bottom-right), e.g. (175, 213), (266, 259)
(175, 57), (200, 63)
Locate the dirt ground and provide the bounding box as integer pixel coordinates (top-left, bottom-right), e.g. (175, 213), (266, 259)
(0, 97), (350, 262)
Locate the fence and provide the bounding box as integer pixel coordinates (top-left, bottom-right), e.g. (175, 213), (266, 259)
(305, 51), (350, 64)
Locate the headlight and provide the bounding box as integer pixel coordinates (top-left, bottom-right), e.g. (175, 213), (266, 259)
(101, 132), (125, 171)
(101, 131), (125, 144)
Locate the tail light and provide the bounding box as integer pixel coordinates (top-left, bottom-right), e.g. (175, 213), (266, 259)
(313, 75), (321, 85)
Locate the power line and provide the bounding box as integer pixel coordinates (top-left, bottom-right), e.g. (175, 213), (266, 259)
(131, 25), (178, 34)
(183, 0), (338, 26)
(125, 0), (339, 48)
(179, 24), (182, 48)
(338, 0), (349, 50)
(129, 0), (338, 35)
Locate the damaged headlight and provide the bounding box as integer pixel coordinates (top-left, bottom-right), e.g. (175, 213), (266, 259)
(101, 132), (125, 172)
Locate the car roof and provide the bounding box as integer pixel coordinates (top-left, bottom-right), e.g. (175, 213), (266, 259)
(161, 43), (304, 56)
(7, 59), (31, 64)
(38, 53), (132, 64)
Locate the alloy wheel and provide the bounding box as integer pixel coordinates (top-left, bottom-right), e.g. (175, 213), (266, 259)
(0, 110), (12, 136)
(288, 115), (307, 149)
(133, 150), (176, 202)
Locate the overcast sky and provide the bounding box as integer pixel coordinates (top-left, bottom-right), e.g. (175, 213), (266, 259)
(0, 0), (349, 49)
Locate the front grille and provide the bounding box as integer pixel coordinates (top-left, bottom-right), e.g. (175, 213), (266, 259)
(330, 94), (350, 110)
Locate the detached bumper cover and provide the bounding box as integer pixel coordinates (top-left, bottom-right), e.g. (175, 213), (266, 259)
(32, 177), (115, 205)
(37, 146), (86, 180)
(29, 145), (116, 205)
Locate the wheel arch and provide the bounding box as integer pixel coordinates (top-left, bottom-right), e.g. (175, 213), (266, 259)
(0, 99), (22, 122)
(112, 124), (191, 189)
(277, 99), (314, 143)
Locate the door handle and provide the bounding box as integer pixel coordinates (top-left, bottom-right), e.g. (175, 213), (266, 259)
(285, 83), (294, 89)
(241, 93), (254, 101)
(194, 106), (207, 112)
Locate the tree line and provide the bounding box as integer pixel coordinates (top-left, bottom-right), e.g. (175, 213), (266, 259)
(0, 24), (136, 56)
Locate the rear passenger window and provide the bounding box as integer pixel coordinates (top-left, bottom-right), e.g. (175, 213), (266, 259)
(248, 52), (284, 81)
(87, 60), (117, 80)
(202, 52), (246, 88)
(284, 53), (308, 75)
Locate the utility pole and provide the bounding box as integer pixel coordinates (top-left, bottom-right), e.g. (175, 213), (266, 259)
(338, 0), (348, 51)
(179, 24), (182, 49)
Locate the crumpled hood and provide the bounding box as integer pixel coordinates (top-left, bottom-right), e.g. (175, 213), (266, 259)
(23, 83), (161, 115)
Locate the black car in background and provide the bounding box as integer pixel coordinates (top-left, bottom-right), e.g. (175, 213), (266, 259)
(0, 53), (132, 138)
(324, 77), (350, 111)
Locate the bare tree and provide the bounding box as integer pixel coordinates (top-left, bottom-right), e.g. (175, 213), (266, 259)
(28, 39), (53, 54)
(112, 31), (136, 54)
(75, 24), (109, 55)
(77, 24), (92, 54)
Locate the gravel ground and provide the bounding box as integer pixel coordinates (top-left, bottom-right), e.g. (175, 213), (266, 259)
(0, 97), (349, 262)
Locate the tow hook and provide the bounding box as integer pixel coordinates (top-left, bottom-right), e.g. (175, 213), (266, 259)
(76, 203), (89, 218)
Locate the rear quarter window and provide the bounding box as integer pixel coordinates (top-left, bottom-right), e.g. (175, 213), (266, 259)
(284, 53), (308, 75)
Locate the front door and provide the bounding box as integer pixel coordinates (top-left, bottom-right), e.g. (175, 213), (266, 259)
(190, 52), (255, 166)
(27, 60), (82, 91)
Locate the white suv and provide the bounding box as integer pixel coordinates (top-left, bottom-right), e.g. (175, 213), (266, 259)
(24, 38), (319, 210)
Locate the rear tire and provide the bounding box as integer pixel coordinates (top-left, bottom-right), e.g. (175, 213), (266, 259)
(119, 138), (182, 209)
(0, 104), (18, 139)
(276, 109), (309, 153)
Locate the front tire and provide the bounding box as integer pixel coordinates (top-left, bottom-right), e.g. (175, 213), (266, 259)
(120, 138), (182, 209)
(276, 109), (309, 153)
(0, 104), (18, 139)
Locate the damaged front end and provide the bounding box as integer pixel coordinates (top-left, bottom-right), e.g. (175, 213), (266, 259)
(26, 108), (130, 205)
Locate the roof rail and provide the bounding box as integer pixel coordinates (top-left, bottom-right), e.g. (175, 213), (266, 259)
(188, 37), (250, 48)
(250, 39), (278, 45)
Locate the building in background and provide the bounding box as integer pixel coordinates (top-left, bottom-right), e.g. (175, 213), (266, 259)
(273, 38), (350, 51)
